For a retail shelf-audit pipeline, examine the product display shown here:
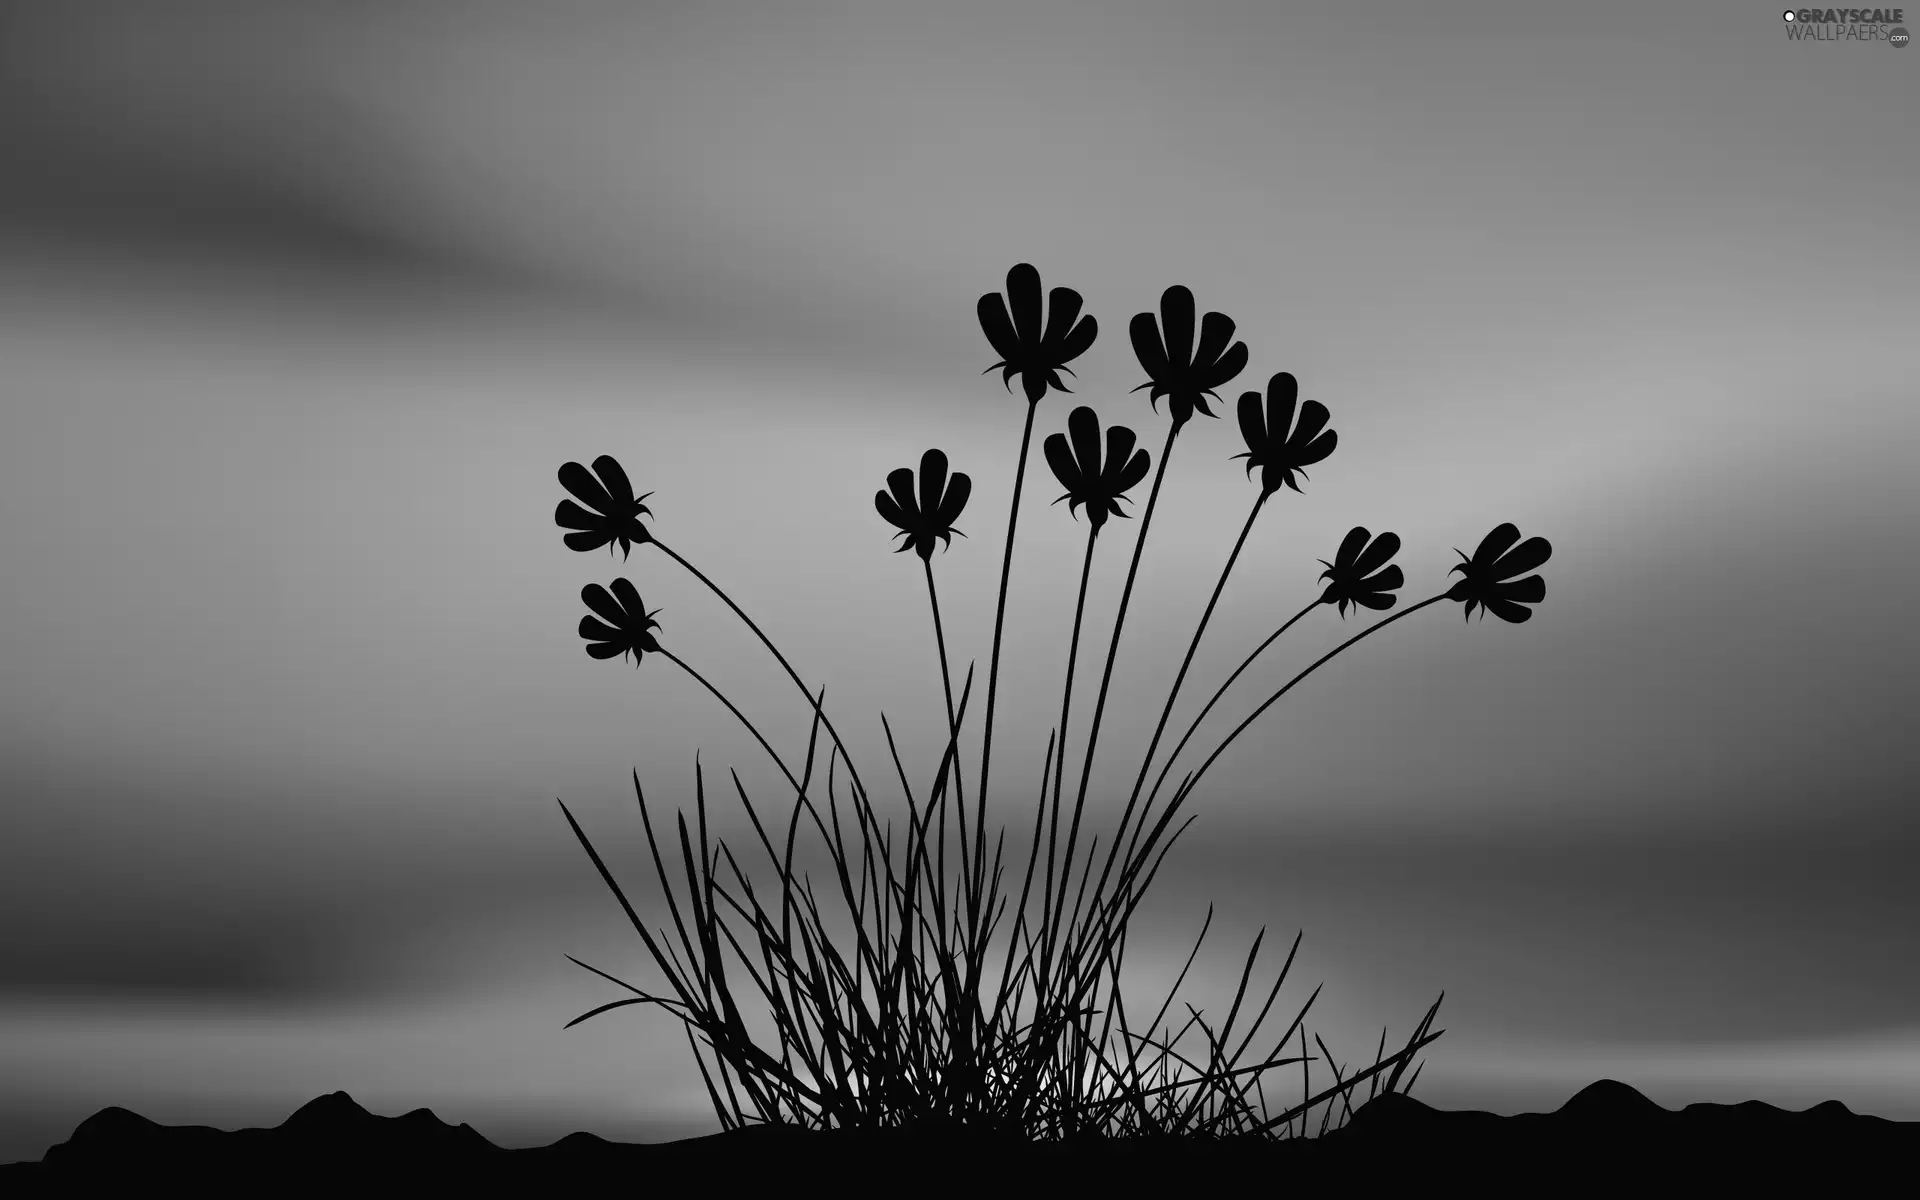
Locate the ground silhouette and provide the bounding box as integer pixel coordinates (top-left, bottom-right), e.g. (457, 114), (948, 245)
(3, 1079), (1912, 1194)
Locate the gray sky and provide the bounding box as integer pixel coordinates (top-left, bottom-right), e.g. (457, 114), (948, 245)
(2, 0), (1917, 1164)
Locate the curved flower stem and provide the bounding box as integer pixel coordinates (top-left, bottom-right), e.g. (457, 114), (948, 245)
(1043, 418), (1182, 991)
(658, 647), (803, 799)
(650, 538), (869, 807)
(1094, 487), (1269, 929)
(922, 556), (961, 752)
(1039, 525), (1101, 979)
(974, 398), (1041, 919)
(956, 395), (1042, 1051)
(1103, 594), (1323, 912)
(920, 554), (967, 981)
(1100, 593), (1450, 923)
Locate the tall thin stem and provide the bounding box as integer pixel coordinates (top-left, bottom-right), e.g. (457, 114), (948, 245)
(1101, 488), (1268, 918)
(1043, 418), (1182, 991)
(974, 398), (1041, 917)
(651, 537), (869, 807)
(921, 553), (967, 892)
(658, 647), (802, 798)
(1102, 595), (1322, 925)
(1107, 593), (1450, 915)
(960, 396), (1042, 1063)
(921, 556), (962, 763)
(1040, 526), (1101, 982)
(920, 552), (970, 1074)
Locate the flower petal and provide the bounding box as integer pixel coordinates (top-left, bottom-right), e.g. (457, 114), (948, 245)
(579, 616), (624, 641)
(1289, 397), (1329, 446)
(1353, 530), (1399, 577)
(1055, 311), (1098, 365)
(555, 498), (605, 532)
(1129, 312), (1170, 381)
(1235, 390), (1266, 454)
(938, 470), (972, 528)
(1335, 526), (1371, 568)
(609, 577), (646, 619)
(1499, 574), (1546, 604)
(1040, 286), (1085, 351)
(584, 638), (629, 659)
(1067, 406), (1103, 478)
(559, 460), (616, 517)
(1008, 264), (1042, 347)
(564, 529), (614, 553)
(1492, 536), (1553, 582)
(886, 467), (919, 518)
(1296, 430), (1337, 467)
(1264, 377), (1298, 448)
(1043, 431), (1080, 492)
(875, 489), (911, 531)
(977, 293), (1020, 362)
(1483, 597), (1535, 623)
(1195, 311), (1241, 373)
(1365, 564), (1404, 594)
(591, 456), (636, 509)
(1200, 338), (1249, 391)
(918, 450), (950, 522)
(581, 583), (625, 629)
(1472, 523), (1523, 567)
(1158, 287), (1196, 370)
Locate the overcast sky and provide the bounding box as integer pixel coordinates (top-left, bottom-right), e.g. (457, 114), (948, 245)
(2, 0), (1917, 1165)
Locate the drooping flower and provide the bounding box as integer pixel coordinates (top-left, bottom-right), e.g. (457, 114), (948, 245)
(1128, 285), (1248, 427)
(875, 448), (972, 561)
(556, 456), (654, 560)
(1043, 406), (1152, 535)
(578, 578), (664, 667)
(1447, 523), (1552, 623)
(978, 263), (1099, 404)
(1233, 372), (1337, 496)
(1317, 526), (1404, 618)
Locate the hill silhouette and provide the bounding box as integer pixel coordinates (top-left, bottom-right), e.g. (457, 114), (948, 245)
(3, 1079), (1912, 1194)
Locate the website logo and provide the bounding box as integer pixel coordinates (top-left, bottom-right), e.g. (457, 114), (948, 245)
(1782, 8), (1910, 44)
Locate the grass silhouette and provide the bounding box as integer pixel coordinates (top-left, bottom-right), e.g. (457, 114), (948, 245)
(548, 262), (1553, 1146)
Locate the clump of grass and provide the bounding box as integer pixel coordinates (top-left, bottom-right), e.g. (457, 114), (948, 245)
(548, 263), (1553, 1144)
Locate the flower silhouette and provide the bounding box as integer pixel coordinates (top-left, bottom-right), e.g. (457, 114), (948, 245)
(1233, 372), (1337, 495)
(875, 449), (973, 561)
(1447, 523), (1552, 623)
(1128, 285), (1248, 427)
(1317, 527), (1404, 618)
(557, 456), (654, 560)
(978, 263), (1099, 405)
(578, 578), (664, 666)
(1043, 406), (1152, 535)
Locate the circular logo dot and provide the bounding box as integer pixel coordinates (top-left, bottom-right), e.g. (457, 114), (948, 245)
(1891, 26), (1910, 46)
(1783, 9), (1796, 19)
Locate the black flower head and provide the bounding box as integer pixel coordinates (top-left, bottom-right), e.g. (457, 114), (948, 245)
(1317, 526), (1403, 618)
(556, 455), (654, 561)
(875, 448), (972, 561)
(978, 263), (1099, 405)
(1043, 405), (1152, 535)
(1234, 372), (1337, 496)
(1447, 523), (1552, 624)
(1129, 285), (1249, 428)
(578, 578), (663, 667)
